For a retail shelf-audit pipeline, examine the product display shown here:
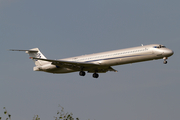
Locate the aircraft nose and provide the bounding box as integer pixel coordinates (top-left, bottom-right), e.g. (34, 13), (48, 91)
(165, 49), (174, 56)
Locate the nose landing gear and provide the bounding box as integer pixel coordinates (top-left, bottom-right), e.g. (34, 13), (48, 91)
(163, 60), (167, 64)
(163, 57), (168, 64)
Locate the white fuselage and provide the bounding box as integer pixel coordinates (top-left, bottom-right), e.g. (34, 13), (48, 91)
(36, 44), (173, 73)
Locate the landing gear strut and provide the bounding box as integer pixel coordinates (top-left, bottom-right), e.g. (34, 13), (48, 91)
(163, 57), (168, 64)
(79, 71), (86, 76)
(93, 73), (99, 78)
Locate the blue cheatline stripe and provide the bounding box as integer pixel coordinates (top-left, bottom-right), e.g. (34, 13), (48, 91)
(83, 54), (152, 63)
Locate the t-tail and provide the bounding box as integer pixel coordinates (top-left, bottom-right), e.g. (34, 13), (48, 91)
(10, 48), (49, 66)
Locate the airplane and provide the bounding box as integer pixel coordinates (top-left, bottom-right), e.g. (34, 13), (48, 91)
(10, 44), (174, 78)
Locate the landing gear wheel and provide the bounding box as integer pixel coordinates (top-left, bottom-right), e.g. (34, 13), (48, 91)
(79, 71), (86, 76)
(163, 57), (168, 64)
(163, 60), (167, 64)
(93, 73), (99, 78)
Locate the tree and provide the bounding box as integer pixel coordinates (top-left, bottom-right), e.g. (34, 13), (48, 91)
(0, 107), (11, 120)
(54, 105), (79, 120)
(33, 115), (40, 120)
(1, 105), (80, 120)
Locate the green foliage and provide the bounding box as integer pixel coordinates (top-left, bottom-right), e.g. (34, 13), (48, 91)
(54, 105), (79, 120)
(1, 105), (86, 120)
(33, 115), (40, 120)
(0, 107), (11, 120)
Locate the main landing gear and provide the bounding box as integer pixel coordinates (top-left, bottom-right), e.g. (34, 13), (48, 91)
(163, 57), (168, 64)
(79, 71), (86, 76)
(79, 71), (99, 78)
(92, 73), (99, 78)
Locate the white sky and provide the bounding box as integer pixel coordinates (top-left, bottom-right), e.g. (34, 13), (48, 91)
(0, 0), (180, 120)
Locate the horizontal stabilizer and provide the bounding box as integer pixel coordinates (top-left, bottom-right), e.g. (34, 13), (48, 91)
(9, 49), (38, 52)
(10, 48), (48, 66)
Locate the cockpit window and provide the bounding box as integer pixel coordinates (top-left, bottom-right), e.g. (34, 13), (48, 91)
(154, 46), (160, 48)
(154, 45), (166, 48)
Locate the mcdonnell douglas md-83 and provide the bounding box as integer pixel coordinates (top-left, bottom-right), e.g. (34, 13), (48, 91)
(10, 44), (174, 78)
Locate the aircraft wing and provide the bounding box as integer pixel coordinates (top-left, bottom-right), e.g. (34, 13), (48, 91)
(30, 57), (100, 66)
(30, 57), (118, 73)
(108, 67), (118, 72)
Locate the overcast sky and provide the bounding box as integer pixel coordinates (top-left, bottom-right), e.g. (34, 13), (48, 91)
(0, 0), (180, 120)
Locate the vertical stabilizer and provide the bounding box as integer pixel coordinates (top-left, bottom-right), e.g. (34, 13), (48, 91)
(26, 48), (49, 66)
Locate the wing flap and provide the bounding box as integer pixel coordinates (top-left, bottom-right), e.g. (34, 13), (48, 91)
(108, 66), (118, 72)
